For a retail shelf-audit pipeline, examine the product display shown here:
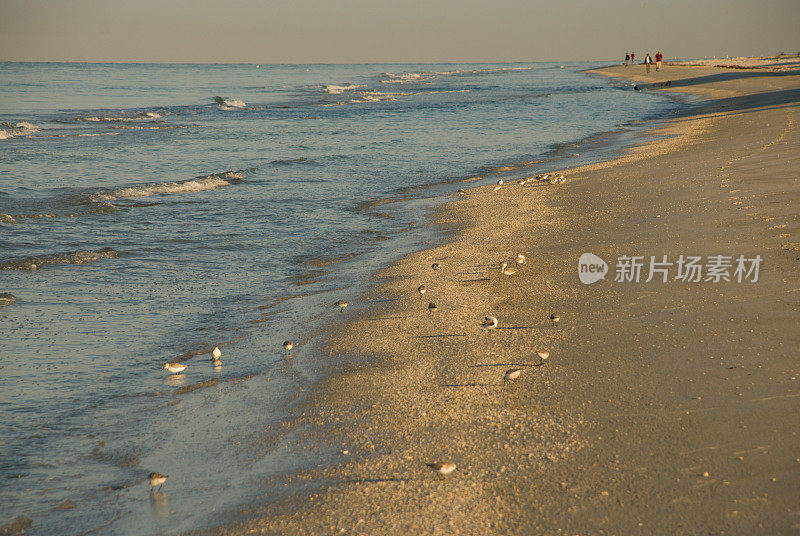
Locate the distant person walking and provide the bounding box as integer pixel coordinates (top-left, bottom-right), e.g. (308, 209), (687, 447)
(655, 50), (663, 71)
(644, 53), (652, 73)
(631, 52), (635, 63)
(625, 52), (630, 66)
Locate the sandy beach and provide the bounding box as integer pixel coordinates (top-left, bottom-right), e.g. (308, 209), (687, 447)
(216, 61), (800, 535)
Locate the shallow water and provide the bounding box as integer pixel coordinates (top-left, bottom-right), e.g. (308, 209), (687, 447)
(0, 62), (679, 534)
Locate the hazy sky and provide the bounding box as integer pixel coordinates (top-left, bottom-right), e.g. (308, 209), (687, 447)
(1, 0), (798, 63)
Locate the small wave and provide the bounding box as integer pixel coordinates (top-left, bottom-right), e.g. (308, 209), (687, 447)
(1, 247), (119, 271)
(89, 170), (249, 202)
(76, 111), (163, 122)
(213, 96), (246, 108)
(323, 84), (367, 94)
(0, 121), (40, 140)
(270, 157), (310, 166)
(1, 213), (16, 224)
(0, 293), (17, 305)
(381, 67), (531, 84)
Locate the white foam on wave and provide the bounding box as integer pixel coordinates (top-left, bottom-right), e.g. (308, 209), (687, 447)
(323, 84), (367, 94)
(382, 66), (531, 84)
(90, 171), (246, 202)
(0, 121), (40, 140)
(221, 99), (246, 108)
(77, 111), (163, 122)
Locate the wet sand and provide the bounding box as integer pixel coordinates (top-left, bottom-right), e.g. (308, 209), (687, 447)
(217, 63), (800, 535)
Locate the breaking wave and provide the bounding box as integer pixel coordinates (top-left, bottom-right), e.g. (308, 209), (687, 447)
(0, 121), (40, 140)
(88, 170), (249, 202)
(213, 96), (246, 108)
(1, 247), (119, 271)
(323, 84), (367, 94)
(76, 111), (163, 122)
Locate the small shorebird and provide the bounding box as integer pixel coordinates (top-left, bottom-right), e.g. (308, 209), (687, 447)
(431, 262), (439, 270)
(212, 347), (221, 359)
(557, 176), (566, 184)
(457, 188), (466, 195)
(516, 253), (526, 265)
(550, 313), (561, 326)
(333, 299), (349, 312)
(493, 179), (503, 191)
(481, 315), (499, 330)
(536, 350), (550, 365)
(500, 262), (517, 276)
(504, 368), (522, 382)
(162, 362), (187, 374)
(148, 472), (168, 492)
(428, 302), (438, 314)
(283, 340), (293, 357)
(418, 285), (427, 295)
(426, 462), (456, 478)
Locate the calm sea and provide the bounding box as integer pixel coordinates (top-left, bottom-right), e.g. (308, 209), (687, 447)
(0, 62), (679, 534)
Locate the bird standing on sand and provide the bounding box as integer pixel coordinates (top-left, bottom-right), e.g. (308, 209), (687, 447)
(283, 340), (293, 357)
(516, 253), (526, 265)
(428, 302), (438, 314)
(431, 263), (439, 270)
(418, 285), (427, 296)
(212, 347), (221, 360)
(550, 313), (561, 326)
(149, 472), (168, 492)
(500, 262), (517, 276)
(162, 362), (187, 374)
(457, 188), (466, 195)
(426, 462), (456, 478)
(481, 315), (499, 330)
(333, 299), (349, 312)
(504, 368), (522, 382)
(493, 179), (503, 191)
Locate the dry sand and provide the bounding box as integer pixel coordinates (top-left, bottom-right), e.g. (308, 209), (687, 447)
(217, 63), (800, 535)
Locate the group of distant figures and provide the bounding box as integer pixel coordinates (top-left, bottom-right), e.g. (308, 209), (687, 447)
(624, 51), (663, 73)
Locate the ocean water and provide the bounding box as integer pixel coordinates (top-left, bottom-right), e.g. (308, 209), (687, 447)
(0, 62), (680, 534)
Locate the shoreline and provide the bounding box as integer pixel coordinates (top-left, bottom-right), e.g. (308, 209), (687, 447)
(217, 62), (799, 534)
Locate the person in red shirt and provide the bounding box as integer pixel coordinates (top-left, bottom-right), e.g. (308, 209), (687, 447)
(631, 52), (635, 63)
(655, 51), (663, 71)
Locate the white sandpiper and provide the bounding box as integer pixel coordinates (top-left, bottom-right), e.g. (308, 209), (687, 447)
(333, 299), (349, 312)
(283, 340), (293, 357)
(504, 368), (522, 381)
(550, 313), (561, 326)
(431, 262), (439, 270)
(537, 350), (550, 364)
(516, 253), (526, 265)
(426, 462), (456, 477)
(212, 347), (221, 359)
(148, 472), (168, 492)
(428, 302), (438, 314)
(418, 285), (427, 295)
(481, 315), (499, 330)
(162, 362), (187, 374)
(493, 179), (503, 191)
(500, 262), (517, 276)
